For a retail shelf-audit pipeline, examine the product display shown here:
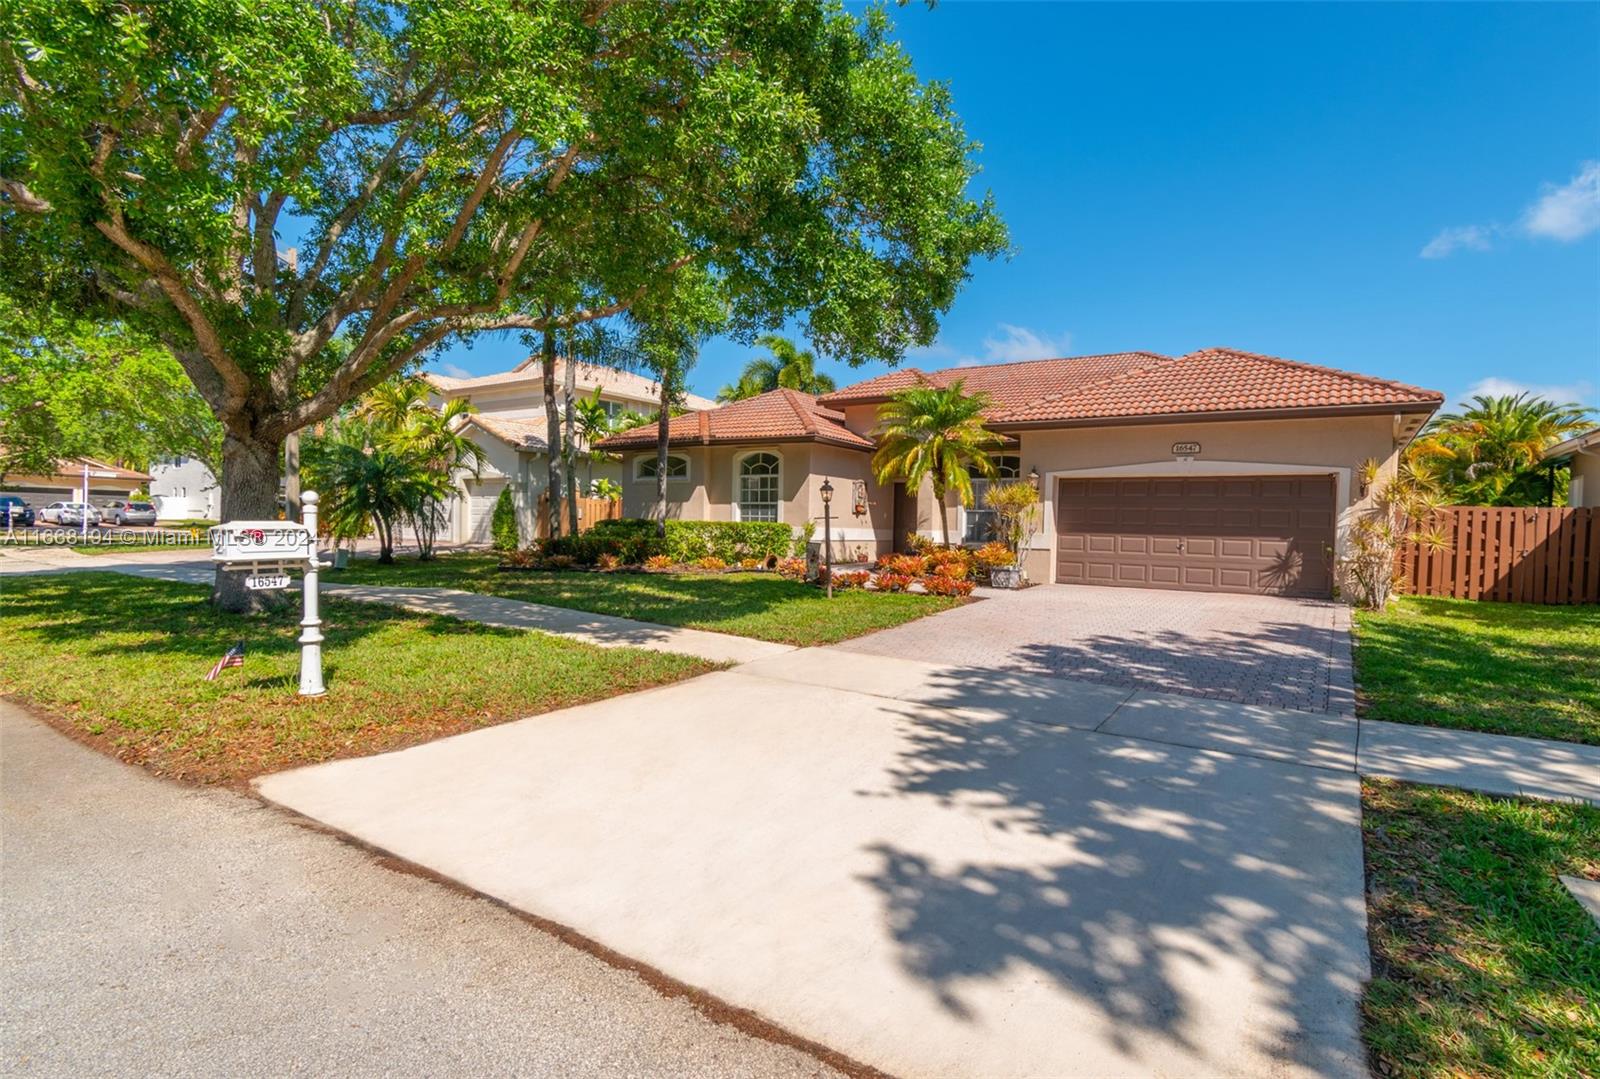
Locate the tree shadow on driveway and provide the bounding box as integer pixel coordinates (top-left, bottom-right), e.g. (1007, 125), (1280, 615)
(855, 688), (1371, 1077)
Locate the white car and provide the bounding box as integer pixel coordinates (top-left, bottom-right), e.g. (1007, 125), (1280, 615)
(39, 501), (102, 526)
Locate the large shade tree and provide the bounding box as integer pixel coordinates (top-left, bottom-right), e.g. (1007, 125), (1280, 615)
(1, 0), (1006, 608)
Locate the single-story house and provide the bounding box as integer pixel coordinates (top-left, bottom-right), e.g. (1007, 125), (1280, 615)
(2, 456), (150, 510)
(1542, 427), (1600, 507)
(597, 347), (1445, 598)
(425, 357), (716, 544)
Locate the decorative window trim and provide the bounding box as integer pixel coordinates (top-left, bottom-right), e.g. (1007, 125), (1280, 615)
(962, 455), (1023, 543)
(734, 449), (783, 523)
(633, 453), (691, 482)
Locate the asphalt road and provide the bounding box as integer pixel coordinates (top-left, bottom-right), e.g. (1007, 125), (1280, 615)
(0, 702), (839, 1078)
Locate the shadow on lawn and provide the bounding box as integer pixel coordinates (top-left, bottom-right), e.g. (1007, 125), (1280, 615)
(2, 573), (476, 679)
(855, 667), (1371, 1076)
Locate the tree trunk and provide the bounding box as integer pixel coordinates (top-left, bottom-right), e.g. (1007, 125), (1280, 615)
(211, 429), (286, 614)
(655, 377), (670, 538)
(933, 481), (951, 547)
(541, 319), (562, 539)
(563, 353), (579, 534)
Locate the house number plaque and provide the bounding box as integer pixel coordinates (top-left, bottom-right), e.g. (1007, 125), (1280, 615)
(1171, 441), (1201, 456)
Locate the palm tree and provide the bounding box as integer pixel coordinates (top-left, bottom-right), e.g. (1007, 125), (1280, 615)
(871, 378), (1004, 546)
(573, 388), (614, 488)
(1410, 392), (1592, 505)
(717, 334), (837, 401)
(302, 415), (434, 564)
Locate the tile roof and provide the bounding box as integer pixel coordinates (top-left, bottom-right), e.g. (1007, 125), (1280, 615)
(595, 388), (874, 452)
(991, 347), (1444, 425)
(818, 352), (1171, 410)
(459, 414), (550, 453)
(425, 358), (718, 411)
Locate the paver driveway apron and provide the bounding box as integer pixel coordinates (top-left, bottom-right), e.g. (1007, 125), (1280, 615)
(258, 638), (1372, 1079)
(838, 583), (1355, 715)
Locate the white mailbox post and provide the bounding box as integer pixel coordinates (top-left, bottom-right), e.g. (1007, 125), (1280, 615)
(209, 490), (331, 697)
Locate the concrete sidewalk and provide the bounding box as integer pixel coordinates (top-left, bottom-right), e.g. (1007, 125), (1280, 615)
(1358, 719), (1600, 804)
(0, 701), (837, 1079)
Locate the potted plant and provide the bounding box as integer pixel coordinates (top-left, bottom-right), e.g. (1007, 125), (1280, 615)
(983, 480), (1042, 589)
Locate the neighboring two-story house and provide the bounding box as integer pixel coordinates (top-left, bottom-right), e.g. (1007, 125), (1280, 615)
(425, 357), (716, 545)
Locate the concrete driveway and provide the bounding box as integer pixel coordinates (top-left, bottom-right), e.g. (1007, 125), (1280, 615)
(258, 646), (1371, 1079)
(839, 583), (1355, 714)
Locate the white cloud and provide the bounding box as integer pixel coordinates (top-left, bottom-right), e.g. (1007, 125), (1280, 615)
(1422, 161), (1600, 258)
(433, 362), (474, 379)
(978, 324), (1073, 364)
(1420, 224), (1494, 259)
(1456, 375), (1596, 409)
(1521, 160), (1600, 242)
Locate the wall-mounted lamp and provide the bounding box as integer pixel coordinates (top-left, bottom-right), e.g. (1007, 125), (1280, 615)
(1028, 465), (1040, 487)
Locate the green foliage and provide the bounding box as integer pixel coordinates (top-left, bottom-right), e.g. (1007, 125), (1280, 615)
(490, 487), (519, 553)
(984, 480), (1040, 562)
(0, 299), (221, 478)
(2, 0), (1007, 523)
(303, 375), (482, 561)
(1410, 393), (1593, 506)
(590, 477), (622, 501)
(1353, 595), (1599, 745)
(717, 334), (837, 401)
(661, 520), (793, 563)
(793, 519), (817, 557)
(872, 378), (1004, 545)
(1361, 779), (1600, 1079)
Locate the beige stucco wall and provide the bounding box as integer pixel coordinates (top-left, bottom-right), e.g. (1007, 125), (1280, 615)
(1569, 452), (1599, 507)
(617, 442), (885, 558)
(1012, 414), (1406, 583)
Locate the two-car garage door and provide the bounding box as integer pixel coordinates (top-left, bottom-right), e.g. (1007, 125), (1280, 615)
(1055, 475), (1336, 598)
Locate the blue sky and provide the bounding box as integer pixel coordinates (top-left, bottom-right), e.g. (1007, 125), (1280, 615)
(433, 2), (1600, 409)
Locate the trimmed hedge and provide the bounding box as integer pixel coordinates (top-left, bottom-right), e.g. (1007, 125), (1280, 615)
(659, 520), (792, 563)
(490, 488), (519, 551)
(542, 518), (794, 567)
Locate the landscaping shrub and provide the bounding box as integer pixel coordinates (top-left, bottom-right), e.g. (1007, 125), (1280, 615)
(930, 559), (969, 580)
(596, 553), (621, 571)
(662, 520), (793, 563)
(775, 557), (807, 580)
(876, 553), (926, 576)
(835, 571), (871, 589)
(500, 547), (538, 568)
(919, 574), (974, 597)
(544, 554), (576, 570)
(695, 556), (728, 571)
(644, 554), (675, 570)
(490, 488), (519, 551)
(739, 557), (762, 570)
(875, 572), (913, 592)
(973, 541), (1014, 568)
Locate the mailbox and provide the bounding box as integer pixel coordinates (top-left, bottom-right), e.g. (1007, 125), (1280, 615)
(209, 521), (315, 565)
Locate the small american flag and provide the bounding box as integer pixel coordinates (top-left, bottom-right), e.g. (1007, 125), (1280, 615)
(205, 640), (246, 681)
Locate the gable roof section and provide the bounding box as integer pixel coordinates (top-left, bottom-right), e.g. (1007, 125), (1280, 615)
(425, 358), (718, 412)
(459, 414), (550, 453)
(595, 388), (874, 452)
(817, 352), (1169, 409)
(991, 348), (1444, 425)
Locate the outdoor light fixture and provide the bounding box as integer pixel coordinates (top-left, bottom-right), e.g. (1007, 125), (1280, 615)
(819, 478), (834, 598)
(1028, 465), (1040, 486)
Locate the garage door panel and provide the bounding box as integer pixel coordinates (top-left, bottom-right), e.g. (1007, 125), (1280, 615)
(1056, 474), (1335, 597)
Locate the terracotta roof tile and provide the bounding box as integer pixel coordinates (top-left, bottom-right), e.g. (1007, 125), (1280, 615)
(993, 347), (1444, 424)
(817, 353), (1169, 409)
(595, 388), (874, 452)
(461, 414), (550, 452)
(426, 358), (717, 411)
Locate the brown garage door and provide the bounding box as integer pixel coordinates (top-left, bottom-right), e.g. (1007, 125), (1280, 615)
(1056, 475), (1336, 597)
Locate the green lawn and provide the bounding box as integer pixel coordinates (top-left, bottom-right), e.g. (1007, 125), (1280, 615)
(1362, 779), (1600, 1078)
(0, 573), (710, 784)
(1352, 597), (1600, 745)
(333, 552), (963, 646)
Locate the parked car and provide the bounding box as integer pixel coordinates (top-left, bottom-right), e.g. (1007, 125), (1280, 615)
(0, 496), (34, 528)
(102, 499), (158, 526)
(38, 501), (102, 526)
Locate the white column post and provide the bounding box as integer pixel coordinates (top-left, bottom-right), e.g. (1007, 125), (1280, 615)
(298, 490), (327, 697)
(80, 462), (89, 540)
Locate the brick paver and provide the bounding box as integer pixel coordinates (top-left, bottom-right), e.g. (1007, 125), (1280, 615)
(839, 584), (1354, 715)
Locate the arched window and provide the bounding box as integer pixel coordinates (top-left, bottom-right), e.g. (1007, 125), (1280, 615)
(635, 454), (689, 480)
(964, 455), (1021, 543)
(738, 453), (781, 522)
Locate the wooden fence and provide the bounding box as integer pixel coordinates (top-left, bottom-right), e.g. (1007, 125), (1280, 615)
(1397, 506), (1600, 604)
(532, 493), (622, 539)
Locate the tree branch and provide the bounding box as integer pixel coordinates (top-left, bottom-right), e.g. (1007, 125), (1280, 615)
(0, 177), (52, 212)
